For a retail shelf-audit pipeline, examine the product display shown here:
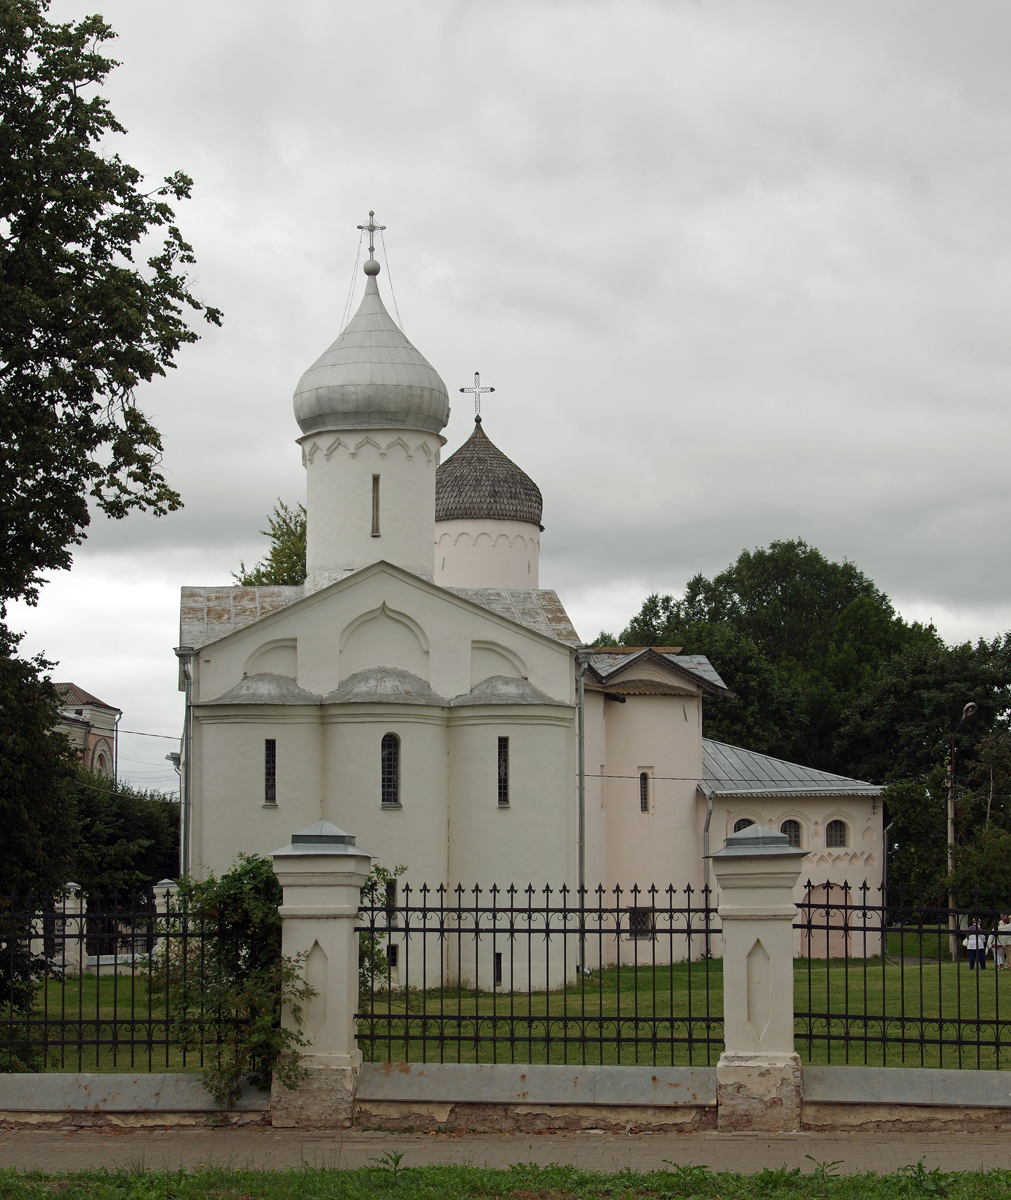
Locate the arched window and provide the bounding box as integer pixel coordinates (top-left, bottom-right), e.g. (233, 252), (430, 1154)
(734, 818), (754, 833)
(781, 819), (801, 848)
(639, 772), (650, 813)
(381, 734), (400, 806)
(826, 819), (847, 848)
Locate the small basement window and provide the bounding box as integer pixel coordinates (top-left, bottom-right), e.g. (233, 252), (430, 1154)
(494, 951), (503, 987)
(264, 739), (276, 805)
(627, 908), (654, 940)
(386, 943), (398, 969)
(733, 818), (754, 833)
(826, 820), (848, 848)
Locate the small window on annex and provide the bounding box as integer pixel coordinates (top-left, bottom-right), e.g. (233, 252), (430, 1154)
(639, 772), (650, 813)
(498, 737), (509, 806)
(781, 819), (802, 848)
(826, 819), (848, 848)
(264, 739), (277, 805)
(371, 475), (381, 537)
(733, 818), (754, 833)
(381, 733), (400, 806)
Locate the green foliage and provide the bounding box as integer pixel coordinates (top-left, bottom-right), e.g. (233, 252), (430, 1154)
(234, 499), (307, 587)
(360, 862), (406, 997)
(614, 540), (942, 775)
(71, 773), (179, 896)
(0, 630), (78, 896)
(0, 0), (221, 614)
(880, 774), (948, 898)
(836, 634), (1011, 784)
(170, 854), (314, 1107)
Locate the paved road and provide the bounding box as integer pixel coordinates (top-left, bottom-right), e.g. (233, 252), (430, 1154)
(2, 1128), (1011, 1176)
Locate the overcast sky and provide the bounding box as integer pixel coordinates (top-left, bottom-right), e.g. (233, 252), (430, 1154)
(12, 0), (1011, 792)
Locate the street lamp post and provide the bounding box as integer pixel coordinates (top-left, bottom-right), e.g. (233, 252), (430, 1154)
(948, 701), (978, 960)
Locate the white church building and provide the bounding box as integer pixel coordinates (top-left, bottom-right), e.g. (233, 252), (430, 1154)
(176, 238), (882, 937)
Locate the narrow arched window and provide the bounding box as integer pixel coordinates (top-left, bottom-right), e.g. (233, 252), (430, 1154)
(639, 772), (649, 813)
(826, 819), (847, 848)
(381, 734), (400, 806)
(734, 818), (754, 833)
(781, 819), (801, 848)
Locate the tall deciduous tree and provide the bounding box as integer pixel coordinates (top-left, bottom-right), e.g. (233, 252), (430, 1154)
(233, 500), (307, 587)
(0, 0), (221, 614)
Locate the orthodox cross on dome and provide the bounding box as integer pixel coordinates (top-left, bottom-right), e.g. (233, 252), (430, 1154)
(459, 371), (495, 423)
(357, 210), (386, 259)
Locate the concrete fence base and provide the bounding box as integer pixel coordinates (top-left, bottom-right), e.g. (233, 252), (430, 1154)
(7, 1064), (1011, 1134)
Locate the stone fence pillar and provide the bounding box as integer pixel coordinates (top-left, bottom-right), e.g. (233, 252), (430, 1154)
(61, 883), (85, 975)
(710, 824), (806, 1132)
(270, 820), (372, 1128)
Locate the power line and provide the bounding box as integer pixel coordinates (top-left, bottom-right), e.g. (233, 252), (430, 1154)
(119, 730), (179, 740)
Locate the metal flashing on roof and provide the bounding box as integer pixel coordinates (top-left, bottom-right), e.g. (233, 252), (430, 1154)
(54, 683), (121, 713)
(448, 588), (581, 647)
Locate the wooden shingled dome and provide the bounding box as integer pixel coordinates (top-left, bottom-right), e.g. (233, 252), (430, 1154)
(435, 420), (543, 528)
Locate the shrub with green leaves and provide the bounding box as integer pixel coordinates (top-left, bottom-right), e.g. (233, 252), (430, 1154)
(169, 854), (314, 1107)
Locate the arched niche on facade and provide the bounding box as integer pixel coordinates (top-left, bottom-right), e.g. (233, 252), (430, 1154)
(339, 602), (429, 682)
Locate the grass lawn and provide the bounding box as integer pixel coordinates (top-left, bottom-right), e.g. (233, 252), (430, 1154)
(1, 1161), (1009, 1199)
(20, 953), (1011, 1073)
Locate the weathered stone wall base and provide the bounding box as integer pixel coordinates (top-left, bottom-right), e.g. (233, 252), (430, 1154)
(717, 1053), (802, 1132)
(353, 1100), (715, 1133)
(0, 1110), (267, 1131)
(270, 1065), (359, 1129)
(802, 1102), (1011, 1134)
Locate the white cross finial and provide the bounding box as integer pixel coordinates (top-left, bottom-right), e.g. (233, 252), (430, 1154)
(459, 371), (495, 423)
(357, 210), (386, 258)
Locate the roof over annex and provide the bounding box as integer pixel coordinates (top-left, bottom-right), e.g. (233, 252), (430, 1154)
(54, 682), (120, 712)
(584, 647), (729, 696)
(701, 739), (881, 799)
(292, 259), (450, 437)
(435, 420), (543, 528)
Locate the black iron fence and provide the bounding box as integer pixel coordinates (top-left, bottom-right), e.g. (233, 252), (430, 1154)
(355, 882), (724, 1066)
(795, 881), (1011, 1070)
(1, 889), (242, 1073)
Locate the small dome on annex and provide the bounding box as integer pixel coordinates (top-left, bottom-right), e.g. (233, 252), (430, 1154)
(293, 258), (450, 437)
(435, 417), (544, 529)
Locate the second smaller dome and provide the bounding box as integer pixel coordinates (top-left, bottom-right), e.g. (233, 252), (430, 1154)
(435, 421), (543, 528)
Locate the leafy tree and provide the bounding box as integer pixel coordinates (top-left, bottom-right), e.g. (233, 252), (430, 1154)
(0, 0), (221, 614)
(837, 634), (1011, 784)
(234, 499), (307, 587)
(72, 774), (179, 896)
(359, 862), (406, 998)
(615, 541), (939, 773)
(881, 774), (948, 900)
(170, 854), (314, 1106)
(0, 631), (78, 896)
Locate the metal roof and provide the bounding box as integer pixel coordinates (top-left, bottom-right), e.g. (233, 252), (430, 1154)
(435, 420), (543, 527)
(181, 580), (580, 652)
(702, 739), (881, 798)
(292, 265), (450, 437)
(587, 648), (728, 693)
(54, 682), (120, 712)
(447, 587), (581, 647)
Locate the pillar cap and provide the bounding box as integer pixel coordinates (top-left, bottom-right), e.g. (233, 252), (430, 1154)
(272, 819), (372, 859)
(708, 823), (808, 858)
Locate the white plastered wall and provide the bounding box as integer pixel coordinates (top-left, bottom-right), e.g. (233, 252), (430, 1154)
(300, 431), (443, 583)
(185, 565), (576, 886)
(435, 518), (540, 589)
(718, 794), (883, 913)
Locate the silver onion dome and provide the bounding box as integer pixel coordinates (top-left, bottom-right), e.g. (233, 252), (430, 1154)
(293, 259), (450, 436)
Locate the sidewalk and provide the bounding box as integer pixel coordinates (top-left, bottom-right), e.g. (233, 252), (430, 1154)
(3, 1128), (1011, 1176)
